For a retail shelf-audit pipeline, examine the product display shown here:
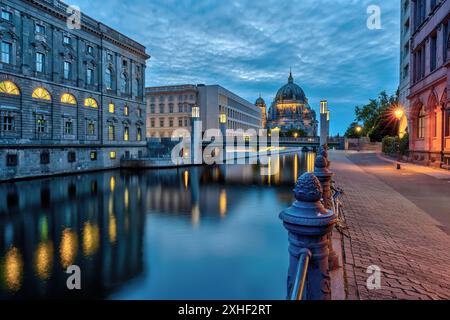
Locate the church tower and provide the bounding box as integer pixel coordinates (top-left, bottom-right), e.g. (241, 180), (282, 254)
(255, 95), (267, 129)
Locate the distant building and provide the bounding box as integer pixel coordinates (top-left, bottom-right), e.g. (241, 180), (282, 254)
(255, 95), (267, 128)
(146, 84), (261, 138)
(399, 0), (411, 138)
(267, 72), (317, 136)
(408, 0), (449, 168)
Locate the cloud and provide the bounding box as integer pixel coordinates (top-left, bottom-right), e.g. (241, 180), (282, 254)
(68, 0), (400, 134)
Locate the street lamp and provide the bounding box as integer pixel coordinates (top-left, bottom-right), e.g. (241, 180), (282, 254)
(393, 107), (405, 170)
(191, 105), (200, 119)
(355, 126), (362, 152)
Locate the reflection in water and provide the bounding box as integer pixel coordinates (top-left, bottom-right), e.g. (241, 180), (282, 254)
(34, 241), (54, 280)
(3, 247), (23, 292)
(60, 229), (78, 269)
(0, 150), (312, 299)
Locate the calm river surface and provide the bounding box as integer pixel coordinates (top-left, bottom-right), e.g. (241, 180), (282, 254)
(0, 151), (315, 299)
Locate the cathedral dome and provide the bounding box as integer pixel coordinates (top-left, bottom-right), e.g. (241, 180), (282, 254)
(275, 72), (306, 103)
(255, 96), (266, 105)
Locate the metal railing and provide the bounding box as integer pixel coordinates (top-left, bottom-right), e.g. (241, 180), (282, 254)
(289, 249), (312, 300)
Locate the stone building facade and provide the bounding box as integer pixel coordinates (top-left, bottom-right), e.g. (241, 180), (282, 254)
(255, 95), (267, 129)
(146, 85), (197, 138)
(399, 0), (411, 138)
(0, 0), (149, 181)
(146, 84), (261, 138)
(408, 0), (449, 168)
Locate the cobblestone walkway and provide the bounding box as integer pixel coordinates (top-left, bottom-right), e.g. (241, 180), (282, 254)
(330, 151), (450, 300)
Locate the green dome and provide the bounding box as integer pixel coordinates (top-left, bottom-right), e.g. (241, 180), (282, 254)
(275, 72), (306, 103)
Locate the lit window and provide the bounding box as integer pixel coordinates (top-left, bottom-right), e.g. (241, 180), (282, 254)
(32, 87), (51, 101)
(87, 68), (93, 85)
(0, 81), (20, 95)
(90, 151), (97, 161)
(35, 24), (45, 34)
(418, 106), (425, 139)
(109, 103), (115, 113)
(61, 93), (76, 105)
(105, 68), (113, 90)
(1, 41), (11, 64)
(110, 151), (116, 159)
(1, 10), (12, 22)
(37, 115), (46, 133)
(108, 124), (115, 141)
(36, 52), (44, 73)
(63, 35), (71, 45)
(63, 61), (71, 79)
(3, 116), (14, 131)
(124, 126), (129, 141)
(84, 98), (98, 108)
(124, 105), (129, 116)
(87, 45), (93, 54)
(137, 128), (142, 141)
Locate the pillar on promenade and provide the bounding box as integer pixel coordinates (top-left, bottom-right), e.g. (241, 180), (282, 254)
(191, 105), (202, 165)
(320, 100), (330, 147)
(279, 173), (337, 300)
(314, 154), (339, 271)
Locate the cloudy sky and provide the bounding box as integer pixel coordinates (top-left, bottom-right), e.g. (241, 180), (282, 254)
(69, 0), (400, 134)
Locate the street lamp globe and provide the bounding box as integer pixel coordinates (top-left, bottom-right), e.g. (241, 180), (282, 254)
(394, 108), (404, 120)
(355, 126), (362, 133)
(191, 105), (200, 119)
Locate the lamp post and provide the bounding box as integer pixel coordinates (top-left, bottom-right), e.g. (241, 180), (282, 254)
(191, 105), (201, 165)
(220, 113), (227, 163)
(355, 126), (362, 152)
(394, 107), (404, 170)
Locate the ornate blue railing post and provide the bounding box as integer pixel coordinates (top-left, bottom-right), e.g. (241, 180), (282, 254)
(280, 173), (337, 300)
(314, 147), (339, 271)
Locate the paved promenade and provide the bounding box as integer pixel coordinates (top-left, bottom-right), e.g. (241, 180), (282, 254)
(329, 151), (450, 300)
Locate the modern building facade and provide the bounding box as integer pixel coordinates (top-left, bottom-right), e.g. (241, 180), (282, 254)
(146, 85), (197, 138)
(399, 0), (411, 138)
(267, 72), (318, 137)
(255, 95), (267, 129)
(408, 0), (449, 168)
(0, 0), (149, 181)
(146, 84), (261, 138)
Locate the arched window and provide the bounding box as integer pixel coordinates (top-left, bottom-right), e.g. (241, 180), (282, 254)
(105, 68), (113, 90)
(32, 87), (51, 101)
(120, 72), (128, 93)
(61, 93), (77, 105)
(0, 80), (20, 95)
(84, 98), (98, 108)
(418, 106), (425, 139)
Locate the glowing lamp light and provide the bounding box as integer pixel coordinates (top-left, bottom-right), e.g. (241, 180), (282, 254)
(220, 113), (227, 124)
(191, 106), (200, 118)
(293, 132), (299, 139)
(355, 126), (363, 133)
(394, 108), (404, 120)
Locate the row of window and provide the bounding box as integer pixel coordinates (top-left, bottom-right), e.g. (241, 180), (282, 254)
(107, 124), (142, 142)
(413, 23), (449, 83)
(4, 149), (130, 167)
(414, 0), (441, 31)
(0, 41), (141, 95)
(149, 117), (190, 128)
(0, 81), (142, 117)
(149, 103), (192, 114)
(416, 106), (450, 139)
(149, 94), (195, 103)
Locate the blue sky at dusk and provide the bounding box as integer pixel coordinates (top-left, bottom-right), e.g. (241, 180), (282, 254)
(68, 0), (400, 135)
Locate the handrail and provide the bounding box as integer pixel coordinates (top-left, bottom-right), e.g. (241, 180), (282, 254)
(290, 248), (312, 300)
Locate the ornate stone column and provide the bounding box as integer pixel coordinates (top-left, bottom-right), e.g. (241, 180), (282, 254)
(279, 173), (337, 300)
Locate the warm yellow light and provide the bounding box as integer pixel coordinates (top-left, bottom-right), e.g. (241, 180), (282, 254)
(183, 170), (189, 190)
(109, 103), (115, 113)
(219, 190), (227, 217)
(293, 132), (299, 138)
(4, 247), (23, 292)
(60, 229), (78, 268)
(394, 108), (404, 120)
(61, 93), (76, 105)
(109, 214), (117, 244)
(355, 126), (363, 133)
(82, 222), (99, 257)
(34, 241), (54, 280)
(84, 98), (98, 108)
(110, 176), (116, 192)
(192, 106), (200, 118)
(32, 87), (51, 101)
(0, 80), (20, 95)
(110, 151), (116, 159)
(220, 113), (227, 124)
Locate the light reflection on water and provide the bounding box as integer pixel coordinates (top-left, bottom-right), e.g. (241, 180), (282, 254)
(0, 151), (314, 299)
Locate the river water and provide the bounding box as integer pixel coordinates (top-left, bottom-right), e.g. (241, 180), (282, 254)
(0, 151), (315, 299)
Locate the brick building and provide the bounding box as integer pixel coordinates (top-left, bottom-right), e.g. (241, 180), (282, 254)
(0, 0), (149, 180)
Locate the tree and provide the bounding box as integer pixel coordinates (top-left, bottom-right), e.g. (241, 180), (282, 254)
(344, 122), (363, 138)
(345, 91), (399, 142)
